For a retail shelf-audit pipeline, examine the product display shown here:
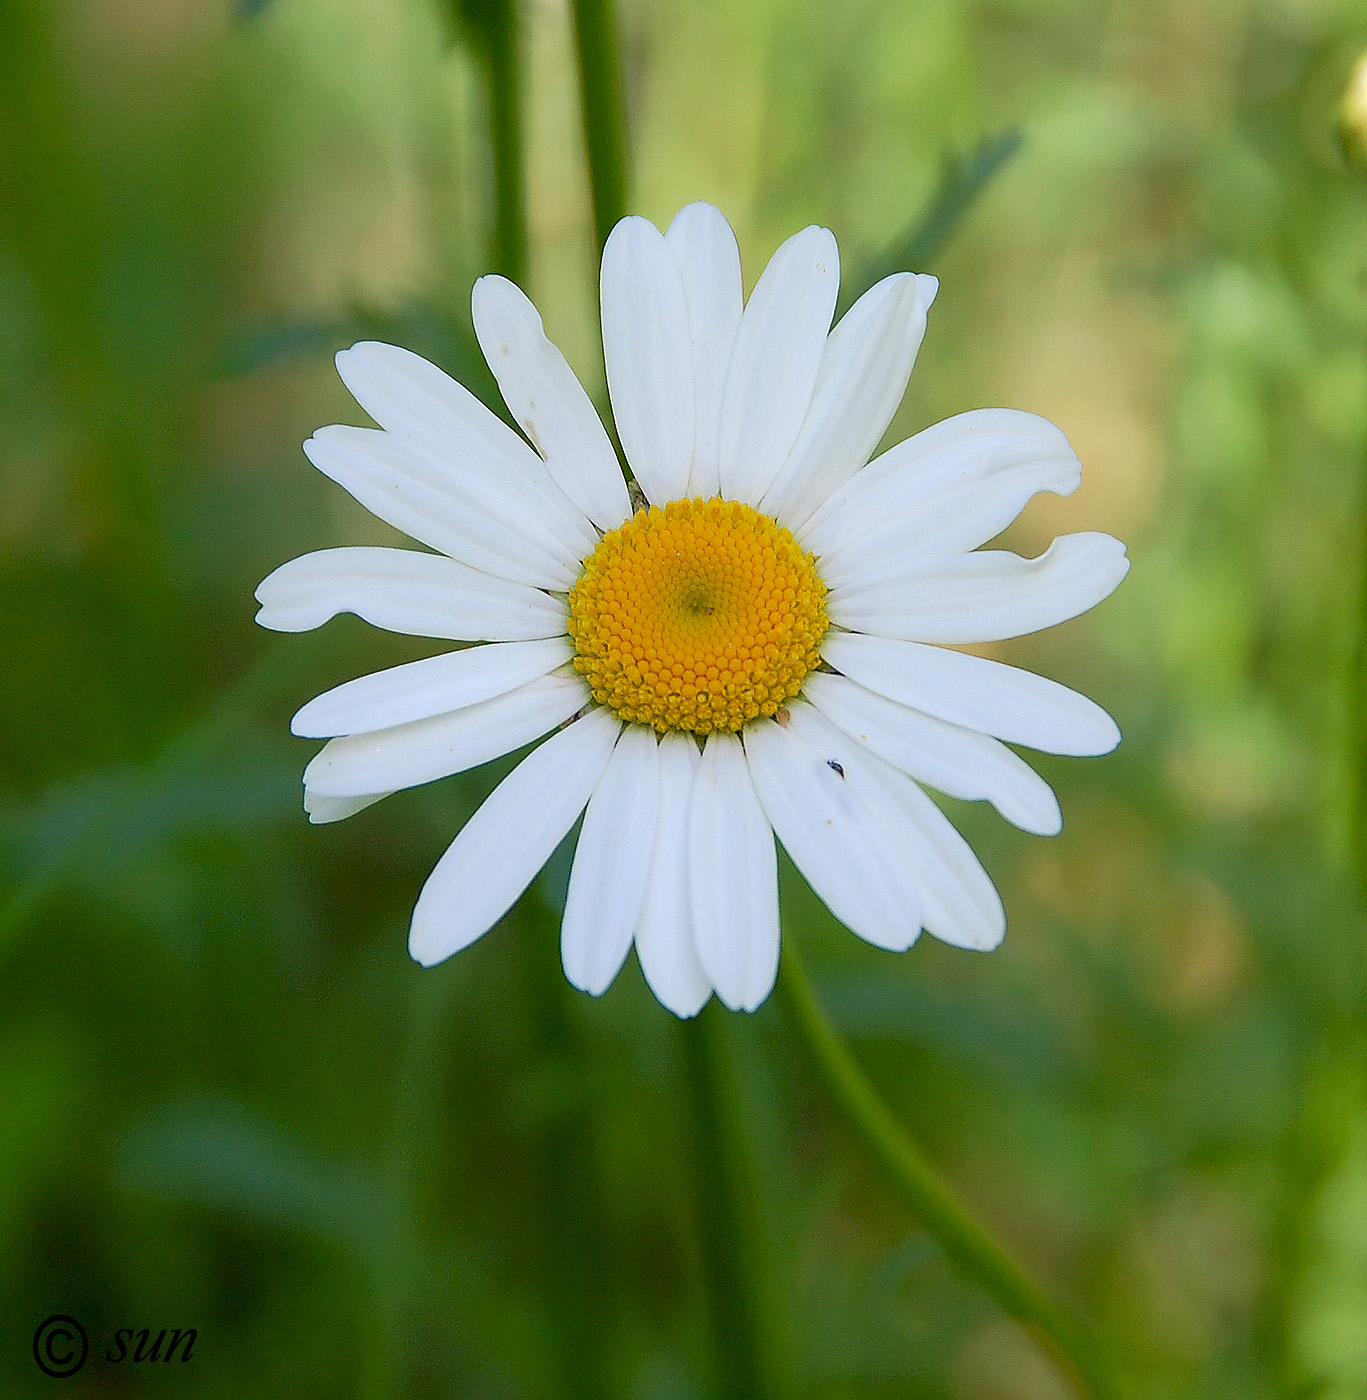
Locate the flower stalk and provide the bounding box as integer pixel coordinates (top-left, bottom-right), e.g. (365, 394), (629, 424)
(680, 1009), (790, 1400)
(569, 11), (789, 1390)
(776, 945), (1109, 1400)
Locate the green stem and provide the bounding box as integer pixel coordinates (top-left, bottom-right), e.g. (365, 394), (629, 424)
(776, 946), (1109, 1400)
(679, 1007), (788, 1400)
(484, 0), (526, 282)
(569, 0), (630, 250)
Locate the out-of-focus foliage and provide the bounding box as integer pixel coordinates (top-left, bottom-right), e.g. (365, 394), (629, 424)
(3, 0), (1367, 1396)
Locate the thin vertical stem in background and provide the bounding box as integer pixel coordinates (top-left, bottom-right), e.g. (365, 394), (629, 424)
(776, 945), (1110, 1400)
(680, 1008), (789, 1400)
(453, 0), (527, 281)
(569, 0), (630, 251)
(485, 0), (527, 282)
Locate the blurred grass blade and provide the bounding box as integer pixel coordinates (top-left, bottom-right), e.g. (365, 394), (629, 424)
(842, 126), (1023, 310)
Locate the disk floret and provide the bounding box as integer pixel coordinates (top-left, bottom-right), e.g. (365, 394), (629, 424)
(567, 497), (829, 734)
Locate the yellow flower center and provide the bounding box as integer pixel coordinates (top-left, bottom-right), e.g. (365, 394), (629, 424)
(567, 497), (829, 734)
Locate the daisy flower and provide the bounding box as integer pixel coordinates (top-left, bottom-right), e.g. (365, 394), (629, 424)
(255, 203), (1128, 1017)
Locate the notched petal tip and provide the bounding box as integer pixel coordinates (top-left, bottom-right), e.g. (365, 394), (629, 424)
(409, 886), (480, 968)
(334, 338), (385, 379)
(472, 271), (518, 297)
(471, 272), (535, 340)
(1111, 539), (1133, 580)
(660, 989), (711, 1020)
(252, 568), (302, 632)
(303, 785), (389, 826)
(802, 222), (838, 253)
(407, 925), (447, 968)
(300, 427), (337, 468)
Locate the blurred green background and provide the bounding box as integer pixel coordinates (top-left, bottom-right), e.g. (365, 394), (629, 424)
(4, 0), (1367, 1395)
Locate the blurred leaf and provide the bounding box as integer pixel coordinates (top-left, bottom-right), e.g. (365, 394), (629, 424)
(218, 301), (503, 416)
(866, 1234), (940, 1303)
(842, 127), (1023, 310)
(215, 318), (345, 375)
(0, 631), (339, 948)
(0, 753), (296, 956)
(119, 1100), (394, 1258)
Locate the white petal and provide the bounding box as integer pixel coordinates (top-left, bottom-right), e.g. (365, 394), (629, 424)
(302, 671), (589, 799)
(634, 730), (710, 1018)
(561, 725), (662, 996)
(802, 671), (1061, 835)
(855, 755), (1006, 951)
(255, 547), (567, 642)
(408, 707), (621, 966)
(600, 216), (695, 505)
(471, 275), (631, 532)
(802, 409), (1083, 587)
(291, 638), (574, 738)
(687, 732), (780, 1012)
(821, 632), (1120, 757)
(334, 341), (598, 558)
(761, 273), (930, 533)
(717, 225), (839, 505)
(665, 202), (744, 499)
(303, 425), (579, 590)
(783, 704), (1004, 951)
(827, 532), (1130, 644)
(304, 789), (392, 825)
(744, 706), (922, 952)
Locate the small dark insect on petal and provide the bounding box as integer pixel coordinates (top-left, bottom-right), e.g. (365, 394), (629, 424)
(827, 759), (845, 779)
